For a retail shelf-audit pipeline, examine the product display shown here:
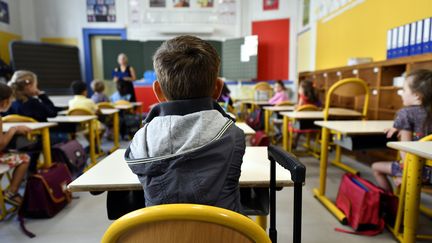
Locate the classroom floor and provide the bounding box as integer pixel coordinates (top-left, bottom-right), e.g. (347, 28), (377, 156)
(1, 140), (431, 242)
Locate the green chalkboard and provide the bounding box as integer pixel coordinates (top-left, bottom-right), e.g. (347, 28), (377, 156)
(142, 41), (164, 73)
(222, 37), (257, 80)
(102, 40), (144, 80)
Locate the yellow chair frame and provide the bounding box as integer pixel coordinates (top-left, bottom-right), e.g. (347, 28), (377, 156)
(322, 78), (369, 174)
(389, 134), (432, 242)
(2, 114), (38, 123)
(97, 102), (115, 109)
(102, 204), (271, 243)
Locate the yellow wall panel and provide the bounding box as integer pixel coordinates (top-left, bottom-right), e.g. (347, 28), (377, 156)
(316, 0), (432, 70)
(0, 31), (21, 64)
(41, 37), (78, 47)
(297, 30), (312, 73)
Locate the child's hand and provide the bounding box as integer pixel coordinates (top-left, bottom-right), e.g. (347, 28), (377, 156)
(384, 127), (398, 138)
(15, 126), (31, 135)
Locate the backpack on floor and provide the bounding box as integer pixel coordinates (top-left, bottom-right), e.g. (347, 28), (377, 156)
(19, 163), (73, 237)
(246, 109), (264, 131)
(335, 173), (385, 236)
(250, 131), (270, 146)
(51, 140), (87, 175)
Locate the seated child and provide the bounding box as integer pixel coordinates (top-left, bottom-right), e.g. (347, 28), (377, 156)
(90, 80), (109, 103)
(372, 69), (432, 191)
(125, 35), (245, 213)
(269, 80), (291, 105)
(110, 80), (131, 102)
(297, 80), (321, 107)
(69, 80), (99, 114)
(7, 70), (57, 121)
(0, 83), (31, 206)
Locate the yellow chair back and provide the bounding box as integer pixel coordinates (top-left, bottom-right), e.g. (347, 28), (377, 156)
(97, 102), (115, 109)
(102, 204), (271, 243)
(296, 104), (319, 112)
(67, 108), (94, 116)
(2, 115), (38, 123)
(276, 101), (294, 106)
(253, 82), (272, 91)
(323, 78), (369, 120)
(114, 100), (132, 106)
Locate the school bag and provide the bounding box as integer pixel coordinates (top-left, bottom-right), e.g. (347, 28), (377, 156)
(51, 140), (87, 176)
(250, 130), (270, 146)
(246, 109), (264, 131)
(19, 163), (73, 237)
(335, 173), (386, 236)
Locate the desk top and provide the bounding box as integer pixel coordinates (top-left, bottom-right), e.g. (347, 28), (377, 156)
(48, 115), (97, 123)
(280, 108), (362, 119)
(3, 122), (57, 131)
(387, 142), (432, 160)
(49, 95), (73, 108)
(235, 122), (256, 135)
(58, 108), (119, 116)
(115, 102), (142, 110)
(314, 120), (394, 134)
(241, 100), (271, 106)
(68, 147), (292, 192)
(262, 105), (295, 112)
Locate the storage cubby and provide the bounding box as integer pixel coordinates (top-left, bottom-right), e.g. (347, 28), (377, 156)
(380, 64), (406, 86)
(357, 67), (379, 87)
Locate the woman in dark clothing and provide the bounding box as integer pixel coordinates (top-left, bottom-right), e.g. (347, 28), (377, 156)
(112, 53), (137, 102)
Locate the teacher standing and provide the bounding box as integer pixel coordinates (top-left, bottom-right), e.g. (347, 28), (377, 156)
(112, 53), (137, 102)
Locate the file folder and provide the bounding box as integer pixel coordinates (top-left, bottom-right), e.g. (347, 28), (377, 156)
(415, 20), (423, 55)
(397, 26), (404, 57)
(391, 28), (398, 58)
(409, 22), (416, 55)
(387, 29), (393, 59)
(403, 24), (410, 57)
(423, 17), (431, 53)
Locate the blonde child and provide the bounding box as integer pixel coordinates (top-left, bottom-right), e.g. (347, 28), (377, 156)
(0, 82), (31, 206)
(372, 69), (432, 191)
(90, 80), (109, 103)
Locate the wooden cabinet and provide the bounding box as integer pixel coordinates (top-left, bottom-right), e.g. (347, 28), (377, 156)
(298, 53), (432, 120)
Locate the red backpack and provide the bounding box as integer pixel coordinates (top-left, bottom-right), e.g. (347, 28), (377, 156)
(250, 131), (270, 146)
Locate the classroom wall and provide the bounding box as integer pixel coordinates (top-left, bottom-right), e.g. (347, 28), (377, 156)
(0, 0), (22, 64)
(315, 0), (432, 70)
(241, 0), (298, 82)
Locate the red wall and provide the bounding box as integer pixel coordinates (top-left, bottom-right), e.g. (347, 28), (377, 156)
(252, 18), (290, 80)
(134, 86), (159, 112)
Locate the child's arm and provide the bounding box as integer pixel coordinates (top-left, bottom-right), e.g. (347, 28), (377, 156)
(0, 119), (31, 151)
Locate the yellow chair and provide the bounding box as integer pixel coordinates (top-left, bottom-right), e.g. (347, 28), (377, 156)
(67, 108), (104, 157)
(253, 82), (272, 91)
(390, 134), (432, 242)
(322, 78), (369, 174)
(275, 101), (294, 106)
(2, 114), (38, 123)
(97, 102), (115, 109)
(114, 100), (132, 106)
(101, 204), (271, 243)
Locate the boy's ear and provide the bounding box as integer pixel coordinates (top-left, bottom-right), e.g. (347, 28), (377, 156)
(153, 80), (167, 102)
(212, 78), (224, 100)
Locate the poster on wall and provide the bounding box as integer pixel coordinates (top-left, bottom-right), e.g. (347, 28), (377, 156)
(87, 0), (116, 22)
(173, 0), (190, 8)
(150, 0), (166, 8)
(263, 0), (278, 11)
(0, 0), (10, 24)
(197, 0), (213, 8)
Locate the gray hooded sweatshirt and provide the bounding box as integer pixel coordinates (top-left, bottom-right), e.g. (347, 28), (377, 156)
(125, 98), (245, 213)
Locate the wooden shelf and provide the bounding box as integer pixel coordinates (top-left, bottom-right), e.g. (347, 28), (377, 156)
(379, 86), (402, 90)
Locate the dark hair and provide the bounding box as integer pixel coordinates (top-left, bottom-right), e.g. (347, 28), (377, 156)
(221, 83), (230, 96)
(91, 80), (105, 93)
(406, 69), (432, 132)
(275, 80), (286, 91)
(116, 81), (129, 96)
(300, 80), (319, 104)
(0, 82), (12, 101)
(71, 80), (87, 95)
(153, 35), (220, 100)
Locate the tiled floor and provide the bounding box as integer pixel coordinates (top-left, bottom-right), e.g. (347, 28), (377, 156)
(1, 140), (431, 242)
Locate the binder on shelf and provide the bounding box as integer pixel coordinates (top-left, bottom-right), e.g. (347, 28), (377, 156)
(423, 17), (431, 54)
(415, 20), (423, 55)
(387, 29), (393, 59)
(391, 28), (398, 58)
(397, 26), (404, 57)
(402, 24), (410, 57)
(409, 22), (416, 55)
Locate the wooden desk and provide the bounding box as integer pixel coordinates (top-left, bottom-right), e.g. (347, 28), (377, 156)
(280, 108), (363, 152)
(312, 120), (394, 226)
(115, 102), (144, 124)
(3, 122), (57, 167)
(68, 147), (292, 192)
(235, 122), (256, 135)
(386, 141), (432, 243)
(262, 105), (295, 134)
(48, 116), (98, 168)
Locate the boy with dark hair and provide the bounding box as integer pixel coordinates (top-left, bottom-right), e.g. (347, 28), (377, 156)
(69, 80), (98, 114)
(126, 35), (245, 212)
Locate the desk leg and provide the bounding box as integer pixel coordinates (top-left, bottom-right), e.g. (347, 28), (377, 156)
(264, 110), (270, 134)
(331, 144), (359, 175)
(313, 127), (346, 222)
(256, 215), (267, 230)
(41, 127), (52, 168)
(402, 154), (423, 243)
(282, 116), (288, 151)
(86, 120), (97, 170)
(110, 112), (120, 153)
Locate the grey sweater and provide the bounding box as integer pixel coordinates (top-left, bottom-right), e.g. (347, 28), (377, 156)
(125, 98), (245, 212)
